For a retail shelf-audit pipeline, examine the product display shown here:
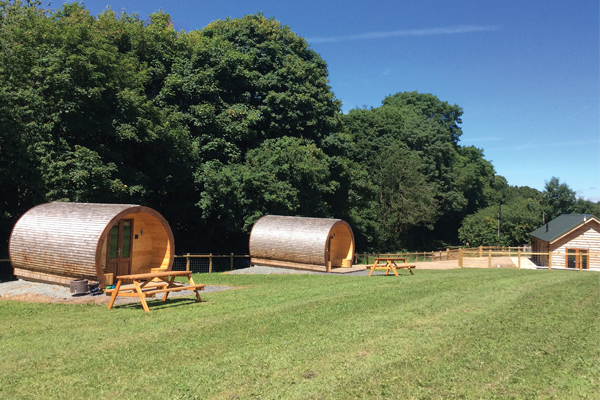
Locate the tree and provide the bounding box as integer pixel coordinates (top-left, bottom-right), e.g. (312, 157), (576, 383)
(341, 91), (496, 249)
(196, 137), (338, 250)
(371, 143), (438, 250)
(543, 177), (576, 220)
(458, 198), (543, 247)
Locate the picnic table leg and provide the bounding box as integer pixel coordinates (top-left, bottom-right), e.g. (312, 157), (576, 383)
(407, 267), (414, 275)
(390, 262), (399, 277)
(133, 280), (150, 312)
(162, 276), (176, 301)
(107, 280), (122, 310)
(368, 265), (376, 276)
(188, 275), (202, 302)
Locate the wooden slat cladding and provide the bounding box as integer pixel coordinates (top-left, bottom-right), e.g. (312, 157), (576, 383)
(551, 220), (600, 269)
(9, 202), (174, 285)
(249, 215), (355, 270)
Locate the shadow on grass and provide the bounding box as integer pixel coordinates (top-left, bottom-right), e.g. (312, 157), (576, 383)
(367, 272), (415, 277)
(112, 296), (206, 311)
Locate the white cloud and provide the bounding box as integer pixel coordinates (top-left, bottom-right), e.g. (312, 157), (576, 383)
(563, 105), (590, 122)
(308, 25), (499, 44)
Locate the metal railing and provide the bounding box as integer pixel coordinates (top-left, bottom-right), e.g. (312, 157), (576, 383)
(173, 253), (251, 274)
(0, 259), (15, 282)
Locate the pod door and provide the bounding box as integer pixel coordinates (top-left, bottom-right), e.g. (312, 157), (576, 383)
(328, 224), (354, 268)
(106, 219), (133, 277)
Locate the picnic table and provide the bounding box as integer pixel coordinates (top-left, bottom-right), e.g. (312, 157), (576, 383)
(106, 270), (205, 312)
(367, 257), (416, 276)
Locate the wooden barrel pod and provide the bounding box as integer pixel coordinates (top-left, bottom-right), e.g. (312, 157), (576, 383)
(249, 215), (355, 272)
(9, 202), (174, 286)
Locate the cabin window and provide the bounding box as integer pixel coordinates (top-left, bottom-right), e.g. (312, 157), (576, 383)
(109, 224), (119, 259)
(567, 249), (588, 269)
(122, 221), (131, 258)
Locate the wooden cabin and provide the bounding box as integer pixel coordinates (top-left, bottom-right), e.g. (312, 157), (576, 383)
(530, 214), (599, 270)
(9, 202), (174, 286)
(249, 215), (355, 272)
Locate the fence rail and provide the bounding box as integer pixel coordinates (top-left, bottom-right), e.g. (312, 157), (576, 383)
(0, 255), (251, 279)
(457, 248), (599, 270)
(354, 249), (458, 265)
(173, 253), (251, 274)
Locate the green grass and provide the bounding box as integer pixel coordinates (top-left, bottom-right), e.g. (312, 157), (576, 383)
(1, 269), (598, 399)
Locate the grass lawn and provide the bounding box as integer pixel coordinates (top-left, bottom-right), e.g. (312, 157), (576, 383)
(0, 269), (598, 399)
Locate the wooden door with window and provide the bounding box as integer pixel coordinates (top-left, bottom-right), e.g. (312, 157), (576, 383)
(566, 249), (588, 269)
(106, 219), (133, 277)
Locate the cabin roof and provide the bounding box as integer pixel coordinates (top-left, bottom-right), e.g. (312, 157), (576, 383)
(530, 214), (596, 243)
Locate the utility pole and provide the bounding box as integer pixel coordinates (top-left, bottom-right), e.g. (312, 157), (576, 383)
(542, 211), (545, 225)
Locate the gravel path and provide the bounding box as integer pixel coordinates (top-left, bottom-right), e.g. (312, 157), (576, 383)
(0, 279), (234, 305)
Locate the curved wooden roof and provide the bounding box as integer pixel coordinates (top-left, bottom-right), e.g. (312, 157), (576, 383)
(249, 215), (354, 267)
(9, 202), (173, 282)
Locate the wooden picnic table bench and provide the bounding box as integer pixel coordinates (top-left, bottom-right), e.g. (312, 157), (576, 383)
(367, 257), (416, 276)
(106, 270), (205, 312)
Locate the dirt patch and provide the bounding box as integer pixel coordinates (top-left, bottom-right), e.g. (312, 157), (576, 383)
(412, 259), (459, 269)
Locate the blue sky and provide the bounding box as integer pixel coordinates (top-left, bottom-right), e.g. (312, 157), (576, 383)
(63, 0), (599, 201)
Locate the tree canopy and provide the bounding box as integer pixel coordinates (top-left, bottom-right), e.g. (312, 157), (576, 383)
(1, 1), (598, 255)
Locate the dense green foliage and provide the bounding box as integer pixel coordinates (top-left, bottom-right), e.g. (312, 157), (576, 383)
(1, 270), (599, 399)
(458, 177), (600, 247)
(1, 1), (598, 254)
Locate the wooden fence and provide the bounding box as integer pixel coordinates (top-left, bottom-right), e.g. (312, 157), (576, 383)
(354, 249), (458, 265)
(0, 255), (251, 279)
(173, 253), (251, 274)
(457, 248), (599, 270)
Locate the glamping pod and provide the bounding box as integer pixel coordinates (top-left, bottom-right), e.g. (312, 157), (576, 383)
(9, 202), (174, 286)
(249, 215), (355, 272)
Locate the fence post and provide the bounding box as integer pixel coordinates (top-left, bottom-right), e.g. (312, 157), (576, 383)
(488, 249), (492, 268)
(230, 253), (234, 271)
(548, 251), (552, 271)
(209, 253), (213, 273)
(458, 248), (463, 268)
(479, 245), (482, 257)
(446, 248), (449, 261)
(518, 249), (521, 269)
(186, 253), (190, 272)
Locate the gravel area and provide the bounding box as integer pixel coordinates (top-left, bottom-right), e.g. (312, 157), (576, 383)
(0, 279), (234, 305)
(0, 261), (463, 304)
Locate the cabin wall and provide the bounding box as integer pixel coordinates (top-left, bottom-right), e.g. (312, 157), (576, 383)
(9, 203), (122, 281)
(550, 220), (600, 269)
(329, 224), (354, 267)
(10, 203), (174, 286)
(249, 215), (355, 270)
(249, 216), (332, 266)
